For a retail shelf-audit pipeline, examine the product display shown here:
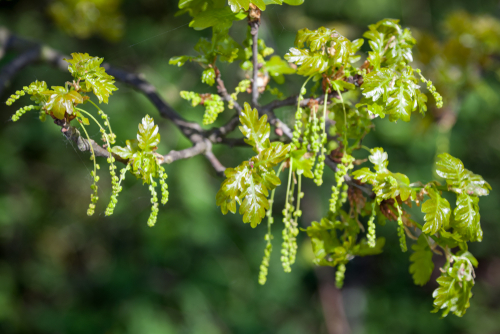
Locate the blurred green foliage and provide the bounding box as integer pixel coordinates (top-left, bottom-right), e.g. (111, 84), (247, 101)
(0, 0), (500, 333)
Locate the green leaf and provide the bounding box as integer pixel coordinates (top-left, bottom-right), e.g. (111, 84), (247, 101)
(201, 68), (216, 86)
(359, 68), (395, 102)
(368, 147), (389, 172)
(191, 6), (246, 30)
(265, 55), (295, 84)
(363, 19), (416, 69)
(462, 170), (491, 196)
(436, 153), (465, 187)
(409, 234), (434, 286)
(453, 194), (482, 242)
(169, 55), (191, 67)
(264, 0), (283, 4)
(290, 149), (314, 178)
(239, 102), (270, 152)
(330, 79), (356, 92)
(64, 53), (117, 104)
(253, 143), (290, 170)
(239, 172), (270, 228)
(228, 0), (248, 11)
(216, 162), (250, 214)
(432, 259), (474, 317)
(112, 139), (139, 160)
(421, 188), (451, 235)
(295, 27), (333, 52)
(137, 115), (160, 152)
(352, 167), (376, 184)
(284, 48), (329, 76)
(351, 237), (385, 256)
(251, 0), (266, 10)
(42, 86), (83, 120)
(436, 153), (491, 196)
(386, 76), (415, 122)
(283, 0), (303, 4)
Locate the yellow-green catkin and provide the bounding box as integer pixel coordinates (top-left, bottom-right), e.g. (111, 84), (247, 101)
(329, 154), (354, 213)
(367, 202), (377, 247)
(292, 76), (313, 149)
(259, 205), (274, 285)
(415, 69), (443, 108)
(105, 164), (130, 216)
(395, 201), (407, 252)
(259, 163), (285, 284)
(313, 92), (328, 186)
(11, 105), (40, 122)
(158, 165), (169, 205)
(281, 161), (296, 273)
(335, 263), (346, 288)
(147, 176), (159, 227)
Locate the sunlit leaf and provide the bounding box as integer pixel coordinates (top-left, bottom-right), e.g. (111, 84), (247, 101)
(239, 102), (270, 152)
(432, 259), (474, 317)
(422, 188), (451, 235)
(453, 193), (482, 242)
(42, 86), (83, 120)
(137, 115), (160, 151)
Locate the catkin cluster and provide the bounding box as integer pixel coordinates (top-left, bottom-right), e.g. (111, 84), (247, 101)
(367, 203), (377, 248)
(329, 154), (354, 213)
(415, 69), (443, 108)
(395, 201), (407, 252)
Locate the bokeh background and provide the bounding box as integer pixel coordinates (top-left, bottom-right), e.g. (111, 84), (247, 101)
(1, 0), (500, 333)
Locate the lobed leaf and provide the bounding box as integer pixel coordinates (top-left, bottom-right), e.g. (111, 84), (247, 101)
(290, 149), (314, 178)
(453, 193), (482, 242)
(65, 53), (117, 104)
(432, 259), (474, 317)
(137, 115), (160, 152)
(409, 234), (434, 285)
(239, 102), (270, 152)
(421, 188), (451, 235)
(436, 153), (465, 187)
(42, 86), (83, 120)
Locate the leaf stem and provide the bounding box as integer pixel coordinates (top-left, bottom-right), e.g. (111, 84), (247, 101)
(335, 87), (348, 154)
(87, 100), (115, 141)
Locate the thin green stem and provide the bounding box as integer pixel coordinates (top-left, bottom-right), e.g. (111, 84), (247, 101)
(76, 107), (113, 156)
(88, 100), (114, 137)
(361, 145), (371, 153)
(296, 75), (313, 113)
(78, 121), (96, 176)
(335, 87), (348, 154)
(285, 159), (293, 212)
(322, 91), (328, 136)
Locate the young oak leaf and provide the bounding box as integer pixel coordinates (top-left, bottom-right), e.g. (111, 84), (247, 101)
(42, 86), (83, 120)
(240, 172), (270, 227)
(264, 55), (296, 84)
(253, 142), (290, 170)
(409, 234), (434, 286)
(436, 153), (465, 187)
(290, 149), (314, 178)
(284, 48), (329, 76)
(421, 188), (451, 235)
(216, 162), (250, 214)
(112, 139), (139, 160)
(64, 53), (117, 104)
(368, 147), (389, 172)
(462, 170), (491, 196)
(137, 115), (160, 152)
(453, 193), (482, 242)
(239, 102), (270, 152)
(432, 259), (474, 317)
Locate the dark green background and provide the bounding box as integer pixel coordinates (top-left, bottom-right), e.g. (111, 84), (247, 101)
(0, 0), (499, 333)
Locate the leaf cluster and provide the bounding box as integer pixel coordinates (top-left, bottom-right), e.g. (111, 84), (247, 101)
(216, 103), (290, 227)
